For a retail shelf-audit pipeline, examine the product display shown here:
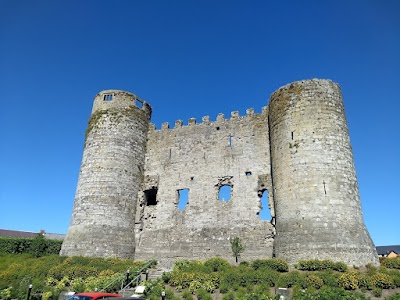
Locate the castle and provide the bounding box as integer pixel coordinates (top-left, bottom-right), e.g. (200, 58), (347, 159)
(60, 79), (379, 267)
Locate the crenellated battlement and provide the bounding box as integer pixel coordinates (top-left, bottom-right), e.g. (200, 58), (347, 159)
(150, 106), (268, 131)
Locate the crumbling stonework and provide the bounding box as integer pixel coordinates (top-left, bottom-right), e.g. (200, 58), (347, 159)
(60, 79), (379, 267)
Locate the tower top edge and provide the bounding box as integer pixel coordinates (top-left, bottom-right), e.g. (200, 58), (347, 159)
(96, 89), (143, 100)
(92, 89), (152, 116)
(272, 78), (340, 95)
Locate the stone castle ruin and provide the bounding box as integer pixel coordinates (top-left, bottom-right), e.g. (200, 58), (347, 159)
(60, 79), (378, 267)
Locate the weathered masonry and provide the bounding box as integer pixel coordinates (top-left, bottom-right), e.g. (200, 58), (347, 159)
(60, 79), (379, 267)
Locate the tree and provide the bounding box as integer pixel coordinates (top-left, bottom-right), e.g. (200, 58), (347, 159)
(30, 233), (47, 258)
(230, 237), (245, 263)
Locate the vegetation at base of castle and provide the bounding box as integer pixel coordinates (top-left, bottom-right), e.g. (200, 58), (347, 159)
(157, 258), (400, 300)
(252, 258), (289, 272)
(291, 285), (370, 299)
(0, 253), (155, 300)
(0, 234), (62, 257)
(1, 255), (400, 300)
(294, 259), (348, 272)
(381, 257), (400, 269)
(386, 293), (400, 300)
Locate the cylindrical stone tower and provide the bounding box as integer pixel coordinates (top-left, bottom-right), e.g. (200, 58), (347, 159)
(269, 79), (378, 266)
(60, 90), (152, 258)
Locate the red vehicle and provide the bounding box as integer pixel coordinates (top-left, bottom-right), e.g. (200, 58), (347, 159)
(66, 292), (122, 300)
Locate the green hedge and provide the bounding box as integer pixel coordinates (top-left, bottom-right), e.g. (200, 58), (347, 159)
(251, 258), (289, 272)
(295, 259), (348, 272)
(0, 235), (63, 257)
(381, 257), (400, 269)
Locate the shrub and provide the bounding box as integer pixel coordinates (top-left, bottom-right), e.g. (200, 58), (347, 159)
(256, 269), (279, 287)
(371, 272), (394, 289)
(251, 259), (288, 272)
(219, 282), (230, 293)
(391, 271), (400, 288)
(386, 293), (400, 300)
(188, 280), (202, 294)
(181, 289), (193, 300)
(333, 261), (348, 272)
(161, 271), (171, 283)
(337, 271), (359, 290)
(253, 283), (273, 297)
(365, 263), (378, 275)
(0, 287), (12, 300)
(357, 274), (373, 290)
(173, 260), (205, 272)
(381, 257), (400, 269)
(202, 280), (216, 293)
(293, 286), (369, 300)
(239, 261), (249, 267)
(305, 274), (324, 289)
(196, 288), (212, 300)
(295, 259), (321, 271)
(294, 259), (347, 272)
(165, 288), (180, 300)
(276, 271), (304, 288)
(204, 257), (230, 272)
(315, 270), (339, 287)
(372, 287), (382, 297)
(222, 291), (235, 300)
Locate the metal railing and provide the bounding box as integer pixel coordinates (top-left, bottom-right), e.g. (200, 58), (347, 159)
(100, 260), (156, 293)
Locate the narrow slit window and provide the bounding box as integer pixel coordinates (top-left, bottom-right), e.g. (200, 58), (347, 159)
(144, 188), (157, 206)
(229, 134), (233, 147)
(177, 189), (189, 210)
(291, 131), (294, 140)
(218, 185), (231, 201)
(245, 171), (252, 176)
(258, 189), (272, 220)
(323, 181), (327, 195)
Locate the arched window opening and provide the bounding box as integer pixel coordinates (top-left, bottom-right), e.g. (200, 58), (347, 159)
(177, 188), (189, 210)
(219, 185), (231, 201)
(259, 189), (272, 220)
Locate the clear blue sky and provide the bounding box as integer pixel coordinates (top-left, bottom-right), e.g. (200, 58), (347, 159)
(1, 1), (399, 246)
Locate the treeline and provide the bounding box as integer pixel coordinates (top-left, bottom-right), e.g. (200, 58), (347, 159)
(0, 234), (63, 257)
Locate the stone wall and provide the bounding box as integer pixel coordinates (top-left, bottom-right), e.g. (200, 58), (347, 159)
(134, 108), (275, 267)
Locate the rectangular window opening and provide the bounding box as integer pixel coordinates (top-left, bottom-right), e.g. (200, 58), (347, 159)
(144, 188), (158, 206)
(103, 94), (113, 101)
(136, 99), (143, 108)
(177, 188), (189, 210)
